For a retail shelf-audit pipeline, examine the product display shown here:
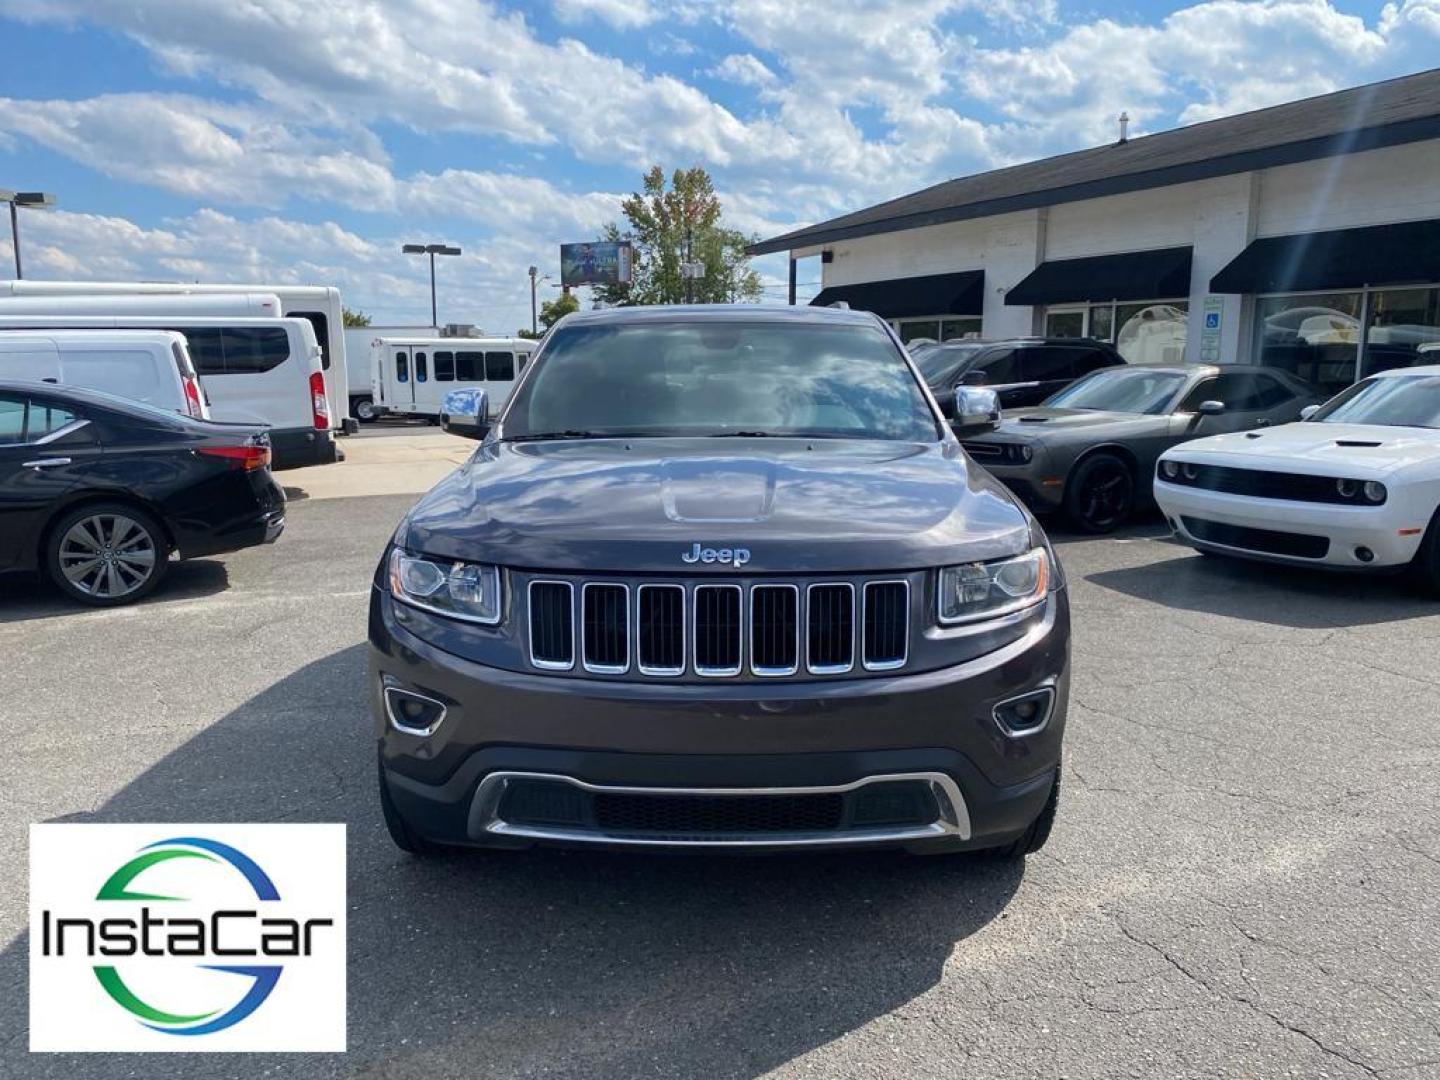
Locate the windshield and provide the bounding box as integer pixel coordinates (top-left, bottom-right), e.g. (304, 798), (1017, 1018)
(1309, 374), (1440, 429)
(500, 320), (941, 441)
(1045, 367), (1188, 414)
(915, 343), (986, 384)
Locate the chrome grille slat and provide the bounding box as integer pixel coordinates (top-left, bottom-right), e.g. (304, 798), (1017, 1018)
(581, 582), (629, 674)
(527, 577), (901, 680)
(750, 584), (799, 676)
(863, 580), (909, 671)
(693, 584), (743, 677)
(637, 584), (685, 676)
(806, 583), (855, 674)
(528, 580), (575, 670)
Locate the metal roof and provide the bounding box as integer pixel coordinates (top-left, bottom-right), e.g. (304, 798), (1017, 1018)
(750, 68), (1440, 256)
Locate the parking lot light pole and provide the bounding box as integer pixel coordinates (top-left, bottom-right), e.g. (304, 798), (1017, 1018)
(402, 242), (461, 327)
(528, 265), (539, 335)
(3, 190), (56, 279)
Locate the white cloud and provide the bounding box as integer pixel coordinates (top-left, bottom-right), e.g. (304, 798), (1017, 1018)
(711, 53), (779, 89)
(553, 0), (660, 29)
(0, 207), (550, 330)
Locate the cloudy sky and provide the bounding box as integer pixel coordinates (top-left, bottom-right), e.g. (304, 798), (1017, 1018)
(0, 0), (1436, 332)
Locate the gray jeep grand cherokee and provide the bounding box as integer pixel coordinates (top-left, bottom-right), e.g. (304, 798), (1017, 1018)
(370, 305), (1070, 856)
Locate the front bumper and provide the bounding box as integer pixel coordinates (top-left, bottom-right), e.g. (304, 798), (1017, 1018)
(371, 587), (1069, 852)
(1154, 477), (1424, 568)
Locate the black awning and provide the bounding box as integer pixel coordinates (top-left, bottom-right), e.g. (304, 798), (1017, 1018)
(1004, 247), (1193, 306)
(1210, 219), (1440, 294)
(810, 269), (983, 319)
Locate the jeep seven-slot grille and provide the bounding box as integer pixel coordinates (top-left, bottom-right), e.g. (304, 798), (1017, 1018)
(528, 577), (911, 679)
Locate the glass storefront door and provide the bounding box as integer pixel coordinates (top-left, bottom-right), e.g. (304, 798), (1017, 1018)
(1363, 287), (1440, 377)
(1252, 292), (1362, 395)
(1043, 300), (1189, 363)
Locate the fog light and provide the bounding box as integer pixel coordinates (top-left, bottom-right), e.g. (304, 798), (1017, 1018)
(382, 678), (448, 736)
(993, 687), (1055, 738)
(1354, 546), (1375, 563)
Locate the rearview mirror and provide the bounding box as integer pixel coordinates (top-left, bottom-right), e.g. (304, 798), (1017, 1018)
(952, 387), (1000, 437)
(440, 388), (490, 441)
(1197, 400), (1225, 415)
(1300, 404), (1321, 420)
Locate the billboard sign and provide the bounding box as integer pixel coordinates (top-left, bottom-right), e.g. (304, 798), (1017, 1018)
(560, 241), (633, 288)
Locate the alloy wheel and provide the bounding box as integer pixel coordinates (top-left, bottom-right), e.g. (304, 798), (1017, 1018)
(1080, 464), (1133, 530)
(57, 513), (158, 599)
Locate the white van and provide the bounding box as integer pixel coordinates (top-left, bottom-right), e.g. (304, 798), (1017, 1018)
(0, 281), (351, 428)
(0, 315), (330, 469)
(372, 336), (536, 422)
(343, 324), (436, 421)
(0, 330), (209, 419)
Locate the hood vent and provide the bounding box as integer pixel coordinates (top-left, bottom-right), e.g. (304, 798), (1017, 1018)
(1245, 431), (1263, 439)
(1335, 440), (1382, 448)
(1018, 416), (1049, 423)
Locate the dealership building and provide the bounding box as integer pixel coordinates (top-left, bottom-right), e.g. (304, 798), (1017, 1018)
(751, 68), (1440, 395)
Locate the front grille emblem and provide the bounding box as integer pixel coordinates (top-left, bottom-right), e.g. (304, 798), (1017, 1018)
(681, 542), (751, 567)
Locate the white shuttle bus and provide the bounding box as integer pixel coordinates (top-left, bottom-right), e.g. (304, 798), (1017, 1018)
(372, 336), (535, 422)
(0, 281), (351, 429)
(0, 314), (331, 469)
(343, 324), (436, 422)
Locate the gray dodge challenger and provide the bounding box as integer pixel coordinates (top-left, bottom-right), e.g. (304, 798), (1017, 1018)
(960, 363), (1325, 532)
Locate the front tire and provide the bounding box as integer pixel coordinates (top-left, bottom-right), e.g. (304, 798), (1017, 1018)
(1410, 507), (1440, 595)
(45, 503), (169, 606)
(990, 774), (1060, 858)
(378, 757), (436, 855)
(1065, 453), (1135, 534)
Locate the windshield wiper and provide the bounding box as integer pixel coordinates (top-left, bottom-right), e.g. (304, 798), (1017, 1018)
(501, 430), (601, 443)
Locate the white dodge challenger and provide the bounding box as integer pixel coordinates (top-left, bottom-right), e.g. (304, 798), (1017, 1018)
(1154, 365), (1440, 591)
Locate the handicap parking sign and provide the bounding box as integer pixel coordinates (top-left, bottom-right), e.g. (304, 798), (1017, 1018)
(1204, 312), (1220, 329)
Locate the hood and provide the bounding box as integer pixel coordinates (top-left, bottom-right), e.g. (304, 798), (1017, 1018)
(400, 437), (1034, 573)
(980, 408), (1160, 441)
(1165, 422), (1440, 474)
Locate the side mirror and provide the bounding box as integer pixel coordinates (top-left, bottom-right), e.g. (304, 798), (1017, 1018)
(440, 388), (490, 441)
(1197, 400), (1225, 416)
(961, 369), (988, 386)
(1300, 404), (1321, 420)
(951, 387), (1000, 437)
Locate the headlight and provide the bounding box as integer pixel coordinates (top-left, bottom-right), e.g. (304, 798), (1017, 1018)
(1017, 444), (1034, 464)
(1335, 478), (1357, 499)
(1181, 462), (1198, 480)
(938, 548), (1050, 625)
(1160, 459), (1179, 479)
(1362, 480), (1387, 504)
(387, 548), (502, 624)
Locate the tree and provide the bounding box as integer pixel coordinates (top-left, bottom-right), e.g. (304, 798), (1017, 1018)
(592, 166), (762, 307)
(343, 306), (371, 327)
(517, 290), (580, 338)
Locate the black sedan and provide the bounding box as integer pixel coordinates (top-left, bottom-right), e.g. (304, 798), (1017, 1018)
(959, 364), (1325, 532)
(0, 380), (284, 605)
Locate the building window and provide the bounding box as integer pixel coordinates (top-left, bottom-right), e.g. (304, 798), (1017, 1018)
(1253, 292), (1363, 395)
(1044, 301), (1188, 363)
(893, 316), (981, 344)
(1363, 287), (1440, 377)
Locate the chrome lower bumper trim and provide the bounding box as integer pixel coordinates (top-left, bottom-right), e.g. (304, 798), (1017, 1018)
(466, 770), (972, 847)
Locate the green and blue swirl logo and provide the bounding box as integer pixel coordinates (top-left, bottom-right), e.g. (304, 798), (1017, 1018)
(91, 838), (281, 1035)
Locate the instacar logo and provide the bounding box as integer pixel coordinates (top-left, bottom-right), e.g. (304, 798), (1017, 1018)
(30, 824), (346, 1053)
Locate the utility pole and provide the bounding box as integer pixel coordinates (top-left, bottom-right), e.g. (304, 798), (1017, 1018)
(685, 225), (693, 305)
(528, 265), (539, 334)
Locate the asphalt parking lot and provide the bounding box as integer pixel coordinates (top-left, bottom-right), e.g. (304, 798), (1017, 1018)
(3, 432), (1439, 1079)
